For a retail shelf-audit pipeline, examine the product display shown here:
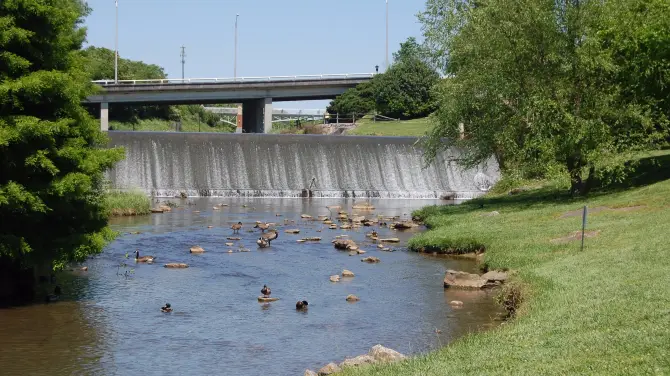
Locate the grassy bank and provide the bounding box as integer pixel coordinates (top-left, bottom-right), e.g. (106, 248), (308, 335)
(104, 191), (151, 216)
(109, 118), (234, 133)
(344, 153), (670, 375)
(347, 117), (432, 137)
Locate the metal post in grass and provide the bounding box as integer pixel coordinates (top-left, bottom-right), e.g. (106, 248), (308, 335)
(581, 206), (588, 251)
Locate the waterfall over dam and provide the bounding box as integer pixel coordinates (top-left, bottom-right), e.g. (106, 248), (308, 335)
(107, 132), (499, 199)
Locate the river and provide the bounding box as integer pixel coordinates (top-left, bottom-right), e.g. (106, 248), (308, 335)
(0, 198), (503, 375)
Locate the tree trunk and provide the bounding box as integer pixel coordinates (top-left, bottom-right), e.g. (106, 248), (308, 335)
(567, 156), (585, 196)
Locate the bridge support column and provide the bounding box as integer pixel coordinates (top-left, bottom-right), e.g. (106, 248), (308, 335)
(100, 102), (109, 132)
(242, 98), (272, 133)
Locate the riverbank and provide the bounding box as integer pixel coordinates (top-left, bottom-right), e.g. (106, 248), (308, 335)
(109, 118), (233, 133)
(343, 153), (670, 375)
(104, 191), (151, 216)
(346, 117), (432, 137)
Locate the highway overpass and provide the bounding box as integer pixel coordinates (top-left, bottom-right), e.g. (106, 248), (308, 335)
(87, 74), (373, 133)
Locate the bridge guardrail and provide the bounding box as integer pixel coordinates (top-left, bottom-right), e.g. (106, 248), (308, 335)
(92, 73), (375, 86)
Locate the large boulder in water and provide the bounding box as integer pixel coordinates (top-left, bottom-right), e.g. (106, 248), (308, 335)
(342, 269), (355, 277)
(368, 345), (406, 363)
(317, 362), (341, 375)
(304, 370), (318, 376)
(443, 270), (488, 289)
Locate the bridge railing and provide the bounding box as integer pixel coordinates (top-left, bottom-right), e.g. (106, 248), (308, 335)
(92, 73), (375, 86)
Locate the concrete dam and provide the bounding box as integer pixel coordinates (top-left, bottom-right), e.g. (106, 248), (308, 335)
(106, 132), (500, 199)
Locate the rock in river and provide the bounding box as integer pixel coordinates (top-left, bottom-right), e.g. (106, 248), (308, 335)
(257, 296), (279, 302)
(443, 270), (488, 289)
(342, 269), (355, 277)
(190, 246), (205, 254)
(304, 370), (318, 376)
(329, 275), (340, 282)
(361, 256), (381, 263)
(346, 294), (360, 302)
(332, 239), (357, 250)
(285, 229), (301, 234)
(482, 270), (509, 283)
(164, 263), (189, 269)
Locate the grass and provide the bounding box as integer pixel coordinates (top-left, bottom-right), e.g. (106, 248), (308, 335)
(109, 118), (234, 133)
(104, 191), (151, 216)
(347, 116), (433, 137)
(342, 151), (670, 375)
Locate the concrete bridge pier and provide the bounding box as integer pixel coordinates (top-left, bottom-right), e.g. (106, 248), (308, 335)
(100, 102), (109, 131)
(242, 98), (273, 133)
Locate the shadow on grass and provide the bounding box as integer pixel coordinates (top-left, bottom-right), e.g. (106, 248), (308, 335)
(415, 151), (670, 219)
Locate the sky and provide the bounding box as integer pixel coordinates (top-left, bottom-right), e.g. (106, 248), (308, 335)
(83, 0), (427, 109)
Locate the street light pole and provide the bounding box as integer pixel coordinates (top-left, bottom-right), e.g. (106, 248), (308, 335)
(234, 14), (239, 79)
(115, 0), (119, 83)
(386, 0), (389, 70)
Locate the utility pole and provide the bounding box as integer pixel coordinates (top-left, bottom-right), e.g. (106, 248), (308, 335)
(115, 0), (119, 83)
(180, 45), (186, 80)
(234, 14), (239, 79)
(386, 0), (389, 70)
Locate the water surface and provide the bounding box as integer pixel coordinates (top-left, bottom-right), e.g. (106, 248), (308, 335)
(0, 198), (503, 375)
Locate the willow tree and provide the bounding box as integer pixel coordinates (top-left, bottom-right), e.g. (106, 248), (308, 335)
(420, 0), (669, 194)
(0, 0), (123, 284)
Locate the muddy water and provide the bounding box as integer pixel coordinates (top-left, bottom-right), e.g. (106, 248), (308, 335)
(0, 198), (503, 375)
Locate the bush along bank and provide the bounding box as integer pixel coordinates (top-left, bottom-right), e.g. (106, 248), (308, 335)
(341, 173), (670, 375)
(105, 191), (151, 217)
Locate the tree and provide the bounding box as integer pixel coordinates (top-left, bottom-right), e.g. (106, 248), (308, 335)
(421, 0), (669, 194)
(374, 57), (440, 119)
(0, 0), (124, 295)
(81, 46), (170, 122)
(327, 79), (377, 116)
(328, 37), (440, 120)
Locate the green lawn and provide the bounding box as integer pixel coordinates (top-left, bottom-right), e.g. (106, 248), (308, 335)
(347, 117), (433, 137)
(343, 151), (670, 375)
(109, 118), (233, 133)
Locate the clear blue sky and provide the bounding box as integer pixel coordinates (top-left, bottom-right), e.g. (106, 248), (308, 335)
(84, 0), (426, 109)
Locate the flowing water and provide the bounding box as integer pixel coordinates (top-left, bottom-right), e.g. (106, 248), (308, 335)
(107, 132), (500, 199)
(0, 198), (504, 376)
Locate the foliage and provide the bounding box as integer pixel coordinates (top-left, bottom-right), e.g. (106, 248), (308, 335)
(328, 37), (440, 120)
(420, 0), (670, 195)
(0, 0), (124, 270)
(104, 191), (151, 216)
(326, 79), (377, 117)
(374, 58), (440, 119)
(81, 46), (171, 122)
(342, 152), (670, 376)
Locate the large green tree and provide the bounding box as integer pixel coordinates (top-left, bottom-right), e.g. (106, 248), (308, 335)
(0, 0), (123, 277)
(421, 0), (669, 194)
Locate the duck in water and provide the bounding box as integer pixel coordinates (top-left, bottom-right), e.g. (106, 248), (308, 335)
(135, 249), (156, 263)
(254, 222), (270, 232)
(257, 237), (269, 248)
(261, 285), (271, 298)
(261, 229), (279, 245)
(296, 300), (309, 310)
(161, 303), (172, 313)
(231, 222), (243, 234)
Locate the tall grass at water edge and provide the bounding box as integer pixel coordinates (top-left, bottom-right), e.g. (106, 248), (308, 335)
(105, 191), (151, 217)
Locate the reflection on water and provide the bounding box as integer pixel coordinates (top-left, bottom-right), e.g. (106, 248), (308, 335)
(0, 198), (504, 375)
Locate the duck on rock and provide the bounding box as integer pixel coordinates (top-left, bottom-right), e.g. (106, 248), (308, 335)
(135, 250), (156, 263)
(261, 285), (271, 298)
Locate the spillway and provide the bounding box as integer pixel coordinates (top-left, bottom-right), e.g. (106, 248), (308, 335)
(106, 132), (499, 199)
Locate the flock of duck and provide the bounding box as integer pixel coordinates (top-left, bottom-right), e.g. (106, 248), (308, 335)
(131, 202), (412, 313)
